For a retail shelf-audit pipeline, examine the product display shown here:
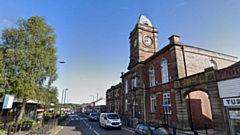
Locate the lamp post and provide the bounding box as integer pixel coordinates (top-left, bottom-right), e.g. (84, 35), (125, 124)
(90, 95), (94, 102)
(96, 93), (98, 105)
(56, 61), (65, 116)
(60, 89), (65, 116)
(90, 95), (94, 107)
(64, 88), (68, 114)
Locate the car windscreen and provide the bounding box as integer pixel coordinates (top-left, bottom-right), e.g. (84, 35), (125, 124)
(91, 113), (98, 116)
(107, 114), (119, 119)
(150, 127), (170, 135)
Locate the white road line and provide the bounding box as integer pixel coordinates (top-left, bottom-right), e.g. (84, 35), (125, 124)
(89, 126), (92, 129)
(93, 130), (99, 135)
(122, 127), (134, 133)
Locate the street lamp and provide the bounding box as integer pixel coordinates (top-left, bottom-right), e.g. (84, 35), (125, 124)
(64, 88), (68, 105)
(96, 93), (98, 105)
(63, 88), (68, 115)
(90, 95), (94, 103)
(60, 89), (65, 116)
(56, 61), (65, 116)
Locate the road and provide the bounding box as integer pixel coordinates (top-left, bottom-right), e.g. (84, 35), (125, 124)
(57, 113), (134, 135)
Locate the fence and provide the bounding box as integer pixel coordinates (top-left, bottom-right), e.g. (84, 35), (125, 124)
(25, 118), (59, 135)
(120, 116), (215, 135)
(4, 116), (67, 135)
(121, 116), (139, 129)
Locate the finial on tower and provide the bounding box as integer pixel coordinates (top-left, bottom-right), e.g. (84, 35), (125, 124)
(137, 15), (153, 26)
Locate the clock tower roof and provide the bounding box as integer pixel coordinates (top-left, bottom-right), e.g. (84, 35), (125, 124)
(137, 15), (152, 26)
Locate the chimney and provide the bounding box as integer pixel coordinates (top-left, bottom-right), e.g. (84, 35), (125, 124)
(168, 35), (183, 44)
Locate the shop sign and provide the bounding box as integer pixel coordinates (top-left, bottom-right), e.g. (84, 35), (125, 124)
(217, 66), (240, 80)
(2, 94), (14, 109)
(229, 110), (240, 119)
(223, 98), (240, 106)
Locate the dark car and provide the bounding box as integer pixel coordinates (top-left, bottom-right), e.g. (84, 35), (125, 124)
(135, 124), (172, 135)
(88, 113), (99, 121)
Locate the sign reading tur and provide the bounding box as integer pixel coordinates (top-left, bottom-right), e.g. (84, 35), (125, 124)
(223, 98), (240, 106)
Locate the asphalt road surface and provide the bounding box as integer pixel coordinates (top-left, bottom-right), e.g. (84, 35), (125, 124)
(57, 113), (134, 135)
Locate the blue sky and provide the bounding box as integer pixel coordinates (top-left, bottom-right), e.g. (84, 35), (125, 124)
(0, 0), (239, 104)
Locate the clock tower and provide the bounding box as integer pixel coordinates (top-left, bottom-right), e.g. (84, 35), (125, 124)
(128, 15), (158, 70)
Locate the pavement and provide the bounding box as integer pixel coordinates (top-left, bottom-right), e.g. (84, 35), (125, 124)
(46, 126), (63, 135)
(13, 126), (62, 135)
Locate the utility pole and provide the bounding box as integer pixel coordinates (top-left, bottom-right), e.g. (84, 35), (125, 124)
(96, 93), (98, 105)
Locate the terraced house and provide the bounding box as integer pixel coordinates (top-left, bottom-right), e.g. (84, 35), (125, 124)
(106, 15), (238, 134)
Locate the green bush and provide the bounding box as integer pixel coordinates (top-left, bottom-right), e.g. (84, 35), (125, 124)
(0, 130), (5, 135)
(44, 116), (52, 122)
(10, 117), (37, 127)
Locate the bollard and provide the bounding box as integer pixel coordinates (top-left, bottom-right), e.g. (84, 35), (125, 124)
(7, 125), (11, 135)
(173, 127), (176, 135)
(204, 123), (208, 134)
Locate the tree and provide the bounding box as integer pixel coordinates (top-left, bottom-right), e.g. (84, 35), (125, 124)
(42, 86), (59, 116)
(0, 16), (58, 121)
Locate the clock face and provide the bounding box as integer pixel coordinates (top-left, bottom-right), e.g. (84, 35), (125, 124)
(133, 39), (137, 47)
(143, 36), (153, 46)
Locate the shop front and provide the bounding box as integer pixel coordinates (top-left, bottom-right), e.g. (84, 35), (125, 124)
(223, 98), (240, 134)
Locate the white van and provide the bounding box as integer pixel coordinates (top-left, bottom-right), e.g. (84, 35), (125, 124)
(99, 113), (122, 129)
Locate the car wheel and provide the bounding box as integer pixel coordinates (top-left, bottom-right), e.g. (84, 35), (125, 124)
(104, 124), (108, 130)
(118, 127), (121, 130)
(99, 122), (101, 127)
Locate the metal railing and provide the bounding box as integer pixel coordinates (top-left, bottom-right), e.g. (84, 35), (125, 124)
(121, 116), (139, 129)
(120, 116), (215, 135)
(4, 116), (67, 135)
(26, 118), (58, 135)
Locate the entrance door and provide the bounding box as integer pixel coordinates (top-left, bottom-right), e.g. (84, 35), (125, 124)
(227, 108), (240, 134)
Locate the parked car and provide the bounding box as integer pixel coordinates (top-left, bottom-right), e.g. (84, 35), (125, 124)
(99, 113), (121, 130)
(88, 113), (99, 121)
(135, 123), (172, 135)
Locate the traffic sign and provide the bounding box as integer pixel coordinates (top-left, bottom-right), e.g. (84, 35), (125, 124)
(162, 104), (170, 107)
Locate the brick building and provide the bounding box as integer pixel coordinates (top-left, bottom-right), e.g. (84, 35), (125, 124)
(106, 83), (121, 114)
(106, 15), (238, 133)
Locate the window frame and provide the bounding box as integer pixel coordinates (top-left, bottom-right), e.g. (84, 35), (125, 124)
(131, 72), (138, 89)
(125, 99), (128, 111)
(149, 65), (155, 87)
(150, 94), (157, 112)
(125, 80), (128, 94)
(163, 92), (172, 114)
(161, 59), (169, 84)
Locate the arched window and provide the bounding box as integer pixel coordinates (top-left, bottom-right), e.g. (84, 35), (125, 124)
(210, 60), (217, 69)
(161, 59), (169, 83)
(149, 65), (155, 87)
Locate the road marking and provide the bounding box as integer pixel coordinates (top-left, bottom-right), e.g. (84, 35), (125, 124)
(93, 130), (99, 135)
(122, 127), (134, 133)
